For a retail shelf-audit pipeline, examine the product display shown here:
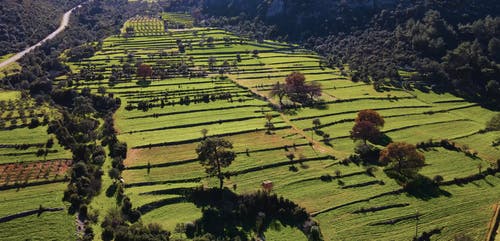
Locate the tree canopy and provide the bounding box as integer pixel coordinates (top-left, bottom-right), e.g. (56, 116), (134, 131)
(379, 142), (426, 176)
(271, 72), (322, 106)
(350, 110), (384, 144)
(196, 137), (236, 189)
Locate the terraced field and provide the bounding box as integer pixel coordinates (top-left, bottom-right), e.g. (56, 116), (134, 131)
(59, 13), (500, 241)
(0, 92), (74, 240)
(0, 91), (71, 164)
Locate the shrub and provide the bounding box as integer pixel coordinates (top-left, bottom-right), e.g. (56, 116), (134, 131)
(433, 175), (444, 184)
(486, 114), (500, 131)
(320, 174), (333, 182)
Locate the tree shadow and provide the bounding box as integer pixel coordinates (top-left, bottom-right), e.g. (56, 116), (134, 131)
(310, 100), (328, 110)
(385, 171), (452, 201)
(136, 79), (151, 87)
(184, 188), (318, 240)
(314, 129), (324, 136)
(371, 133), (392, 146)
(281, 108), (298, 115)
(106, 183), (117, 197)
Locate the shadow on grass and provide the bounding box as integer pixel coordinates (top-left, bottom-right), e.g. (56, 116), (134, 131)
(184, 188), (320, 241)
(310, 100), (328, 110)
(385, 170), (452, 201)
(106, 183), (117, 197)
(136, 79), (151, 87)
(371, 133), (392, 146)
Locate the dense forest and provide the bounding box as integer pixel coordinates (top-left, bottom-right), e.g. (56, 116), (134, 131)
(0, 0), (81, 56)
(176, 0), (500, 107)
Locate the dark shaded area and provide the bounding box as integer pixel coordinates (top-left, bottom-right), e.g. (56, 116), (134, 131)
(0, 0), (81, 55)
(415, 227), (443, 241)
(384, 171), (452, 200)
(0, 207), (64, 223)
(185, 188), (322, 241)
(370, 213), (420, 226)
(352, 203), (410, 214)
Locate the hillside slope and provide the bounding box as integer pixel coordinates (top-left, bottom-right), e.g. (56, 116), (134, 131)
(0, 0), (80, 56)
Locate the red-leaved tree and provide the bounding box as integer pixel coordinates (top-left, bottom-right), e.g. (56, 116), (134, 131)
(137, 64), (153, 79)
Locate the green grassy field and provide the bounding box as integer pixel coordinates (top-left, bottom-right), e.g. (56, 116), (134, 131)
(56, 13), (500, 240)
(0, 183), (75, 241)
(0, 91), (71, 164)
(0, 92), (74, 240)
(0, 54), (22, 79)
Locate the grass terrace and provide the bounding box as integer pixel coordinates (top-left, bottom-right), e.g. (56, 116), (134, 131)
(58, 13), (500, 240)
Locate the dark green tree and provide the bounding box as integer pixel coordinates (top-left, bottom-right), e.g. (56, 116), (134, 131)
(196, 137), (236, 189)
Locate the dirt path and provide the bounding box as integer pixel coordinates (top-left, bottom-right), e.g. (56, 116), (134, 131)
(486, 202), (500, 241)
(227, 73), (347, 158)
(0, 2), (86, 69)
(75, 214), (85, 238)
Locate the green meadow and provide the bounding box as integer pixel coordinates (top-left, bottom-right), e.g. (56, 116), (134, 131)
(55, 12), (500, 240)
(0, 92), (74, 240)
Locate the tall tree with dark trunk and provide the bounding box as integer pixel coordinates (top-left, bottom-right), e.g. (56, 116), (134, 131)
(351, 109), (384, 144)
(350, 120), (381, 144)
(196, 137), (236, 189)
(270, 82), (287, 105)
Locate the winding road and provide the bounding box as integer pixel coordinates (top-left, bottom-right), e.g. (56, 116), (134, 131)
(0, 4), (83, 69)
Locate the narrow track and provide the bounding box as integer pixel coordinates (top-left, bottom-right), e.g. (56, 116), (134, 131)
(0, 2), (86, 69)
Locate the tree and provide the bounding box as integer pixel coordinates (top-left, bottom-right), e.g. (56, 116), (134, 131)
(351, 110), (385, 144)
(350, 121), (381, 144)
(97, 86), (106, 95)
(108, 168), (120, 181)
(305, 81), (322, 100)
(265, 113), (274, 134)
(207, 57), (216, 71)
(73, 96), (95, 117)
(285, 72), (306, 93)
(486, 113), (500, 131)
(454, 234), (474, 241)
(312, 118), (321, 129)
(206, 36), (215, 47)
(355, 109), (385, 128)
(379, 142), (425, 175)
(201, 128), (208, 139)
(137, 64), (152, 79)
(252, 49), (259, 57)
(284, 72), (322, 104)
(270, 82), (287, 105)
(196, 137), (236, 189)
(433, 175), (444, 184)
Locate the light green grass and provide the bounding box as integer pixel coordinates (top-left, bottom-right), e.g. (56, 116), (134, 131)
(60, 18), (500, 241)
(0, 183), (75, 241)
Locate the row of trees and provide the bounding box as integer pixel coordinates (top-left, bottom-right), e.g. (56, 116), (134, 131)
(350, 110), (426, 181)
